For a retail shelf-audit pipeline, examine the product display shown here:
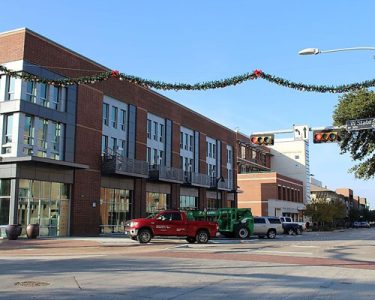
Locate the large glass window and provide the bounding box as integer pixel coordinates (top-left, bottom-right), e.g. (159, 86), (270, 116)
(26, 81), (37, 103)
(2, 114), (13, 154)
(17, 179), (71, 237)
(0, 179), (11, 226)
(100, 187), (131, 233)
(111, 106), (118, 128)
(23, 115), (34, 155)
(103, 103), (109, 126)
(120, 109), (126, 131)
(147, 119), (152, 139)
(180, 195), (197, 209)
(39, 83), (49, 107)
(6, 76), (15, 101)
(102, 135), (108, 154)
(146, 192), (168, 213)
(37, 119), (48, 157)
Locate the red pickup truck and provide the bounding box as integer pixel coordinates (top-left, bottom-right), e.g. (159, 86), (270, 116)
(125, 210), (218, 244)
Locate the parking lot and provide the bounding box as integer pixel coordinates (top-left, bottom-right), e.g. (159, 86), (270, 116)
(0, 228), (374, 299)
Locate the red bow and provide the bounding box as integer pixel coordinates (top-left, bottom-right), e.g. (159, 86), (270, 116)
(111, 70), (120, 78)
(253, 69), (263, 78)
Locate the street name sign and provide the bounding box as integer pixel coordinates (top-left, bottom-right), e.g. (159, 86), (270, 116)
(346, 118), (375, 131)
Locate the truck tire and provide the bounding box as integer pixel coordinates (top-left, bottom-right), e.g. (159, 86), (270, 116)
(267, 229), (276, 239)
(196, 230), (209, 244)
(288, 228), (295, 235)
(236, 225), (249, 239)
(137, 229), (152, 243)
(296, 227), (302, 235)
(186, 237), (196, 243)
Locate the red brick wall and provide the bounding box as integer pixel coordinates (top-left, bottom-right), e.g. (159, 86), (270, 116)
(0, 30), (25, 63)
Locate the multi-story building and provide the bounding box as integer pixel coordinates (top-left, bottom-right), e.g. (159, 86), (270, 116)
(236, 132), (305, 221)
(0, 28), (238, 237)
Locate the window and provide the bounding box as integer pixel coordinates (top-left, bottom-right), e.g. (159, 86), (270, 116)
(189, 135), (193, 151)
(101, 135), (108, 154)
(51, 86), (60, 110)
(39, 83), (49, 107)
(24, 115), (34, 147)
(268, 218), (281, 224)
(3, 114), (13, 144)
(146, 147), (151, 163)
(159, 150), (164, 165)
(37, 119), (48, 157)
(159, 124), (164, 142)
(109, 137), (117, 152)
(147, 120), (152, 139)
(180, 195), (197, 209)
(213, 144), (216, 159)
(2, 114), (13, 154)
(153, 149), (158, 165)
(6, 76), (15, 100)
(153, 121), (158, 141)
(111, 106), (118, 128)
(26, 81), (37, 103)
(171, 212), (182, 221)
(241, 146), (246, 159)
(120, 109), (126, 131)
(184, 133), (188, 150)
(227, 148), (232, 164)
(118, 139), (126, 156)
(102, 103), (109, 126)
(254, 217), (266, 224)
(252, 150), (257, 160)
(180, 133), (183, 149)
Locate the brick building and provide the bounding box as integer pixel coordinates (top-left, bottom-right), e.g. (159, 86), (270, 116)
(0, 28), (239, 237)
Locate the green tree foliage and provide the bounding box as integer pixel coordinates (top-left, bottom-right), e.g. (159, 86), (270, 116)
(305, 199), (347, 227)
(333, 89), (375, 179)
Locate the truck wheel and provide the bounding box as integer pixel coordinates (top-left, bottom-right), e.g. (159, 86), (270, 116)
(288, 228), (295, 235)
(267, 229), (276, 239)
(296, 227), (302, 235)
(237, 226), (249, 239)
(196, 230), (209, 244)
(186, 237), (196, 244)
(137, 229), (152, 243)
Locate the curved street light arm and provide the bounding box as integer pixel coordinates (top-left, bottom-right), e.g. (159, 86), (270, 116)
(299, 47), (375, 55)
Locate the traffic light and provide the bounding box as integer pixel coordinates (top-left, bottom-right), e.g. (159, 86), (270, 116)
(313, 130), (341, 143)
(250, 134), (274, 146)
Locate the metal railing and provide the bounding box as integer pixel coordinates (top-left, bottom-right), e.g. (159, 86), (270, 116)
(191, 172), (211, 187)
(102, 149), (149, 178)
(149, 164), (184, 183)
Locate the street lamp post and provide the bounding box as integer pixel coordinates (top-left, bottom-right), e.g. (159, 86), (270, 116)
(298, 47), (375, 55)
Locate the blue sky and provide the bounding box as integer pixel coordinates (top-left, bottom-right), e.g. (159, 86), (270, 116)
(1, 0), (375, 208)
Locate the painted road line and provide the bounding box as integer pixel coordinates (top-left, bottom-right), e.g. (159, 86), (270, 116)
(254, 250), (313, 255)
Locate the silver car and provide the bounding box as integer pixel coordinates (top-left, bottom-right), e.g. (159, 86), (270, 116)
(253, 216), (284, 239)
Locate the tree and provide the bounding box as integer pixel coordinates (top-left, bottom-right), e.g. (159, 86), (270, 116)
(333, 89), (375, 179)
(305, 199), (347, 228)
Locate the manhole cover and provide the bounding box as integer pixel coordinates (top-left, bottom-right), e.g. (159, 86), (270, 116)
(15, 281), (50, 287)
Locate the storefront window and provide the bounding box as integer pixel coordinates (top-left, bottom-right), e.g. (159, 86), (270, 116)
(0, 179), (11, 226)
(180, 195), (197, 209)
(17, 179), (71, 237)
(100, 187), (131, 234)
(146, 192), (167, 213)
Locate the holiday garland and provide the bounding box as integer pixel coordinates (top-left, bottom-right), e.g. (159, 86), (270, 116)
(1, 65), (374, 93)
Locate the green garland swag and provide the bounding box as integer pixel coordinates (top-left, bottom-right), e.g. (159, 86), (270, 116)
(0, 65), (373, 93)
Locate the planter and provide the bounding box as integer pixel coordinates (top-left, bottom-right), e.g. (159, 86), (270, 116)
(26, 224), (39, 239)
(5, 224), (22, 240)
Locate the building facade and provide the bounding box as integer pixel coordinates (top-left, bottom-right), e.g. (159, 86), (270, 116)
(0, 28), (238, 237)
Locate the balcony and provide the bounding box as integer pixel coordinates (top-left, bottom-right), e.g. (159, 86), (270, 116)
(102, 152), (149, 178)
(149, 165), (184, 183)
(209, 177), (234, 191)
(190, 172), (211, 188)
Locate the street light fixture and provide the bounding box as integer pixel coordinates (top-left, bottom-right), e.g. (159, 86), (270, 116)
(298, 47), (375, 55)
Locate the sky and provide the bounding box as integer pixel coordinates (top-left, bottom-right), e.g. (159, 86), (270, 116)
(1, 0), (374, 208)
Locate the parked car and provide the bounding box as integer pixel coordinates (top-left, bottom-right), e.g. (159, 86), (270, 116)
(359, 221), (370, 228)
(280, 216), (307, 230)
(125, 210), (218, 244)
(253, 216), (283, 239)
(279, 217), (303, 235)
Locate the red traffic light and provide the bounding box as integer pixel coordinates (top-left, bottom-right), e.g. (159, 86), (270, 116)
(250, 134), (274, 146)
(313, 130), (341, 143)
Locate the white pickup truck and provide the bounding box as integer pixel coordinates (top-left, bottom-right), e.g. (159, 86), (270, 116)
(279, 217), (306, 231)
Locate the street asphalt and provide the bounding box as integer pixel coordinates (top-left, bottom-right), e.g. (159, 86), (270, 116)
(0, 228), (374, 299)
